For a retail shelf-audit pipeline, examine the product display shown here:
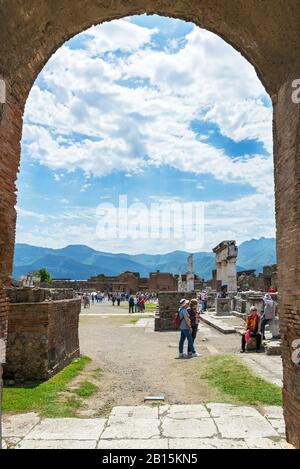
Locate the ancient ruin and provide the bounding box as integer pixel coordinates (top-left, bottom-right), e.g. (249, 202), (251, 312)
(4, 288), (81, 382)
(213, 241), (238, 293)
(1, 0), (300, 448)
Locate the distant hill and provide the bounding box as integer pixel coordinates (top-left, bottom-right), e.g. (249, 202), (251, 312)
(13, 237), (276, 281)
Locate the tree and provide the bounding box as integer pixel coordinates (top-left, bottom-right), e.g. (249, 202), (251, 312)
(31, 268), (53, 284)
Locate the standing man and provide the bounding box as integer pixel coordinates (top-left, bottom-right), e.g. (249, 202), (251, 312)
(128, 295), (135, 314)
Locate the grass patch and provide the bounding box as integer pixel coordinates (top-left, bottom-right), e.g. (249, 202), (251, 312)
(119, 302), (157, 313)
(3, 356), (91, 417)
(199, 354), (282, 406)
(71, 381), (98, 398)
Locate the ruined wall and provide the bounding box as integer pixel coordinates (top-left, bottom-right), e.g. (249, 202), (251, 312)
(6, 287), (74, 303)
(274, 80), (300, 448)
(4, 297), (81, 381)
(155, 292), (196, 331)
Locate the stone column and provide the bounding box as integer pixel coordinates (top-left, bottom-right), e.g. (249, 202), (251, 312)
(274, 79), (300, 448)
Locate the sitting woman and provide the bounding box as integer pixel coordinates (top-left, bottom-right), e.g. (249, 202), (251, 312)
(240, 306), (262, 353)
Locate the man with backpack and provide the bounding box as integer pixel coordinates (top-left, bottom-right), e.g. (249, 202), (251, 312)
(177, 299), (201, 359)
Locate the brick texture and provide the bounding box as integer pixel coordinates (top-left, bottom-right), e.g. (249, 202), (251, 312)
(1, 0), (300, 447)
(4, 297), (81, 381)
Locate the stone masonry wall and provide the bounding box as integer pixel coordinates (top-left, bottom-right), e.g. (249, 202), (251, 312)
(155, 292), (197, 331)
(4, 298), (81, 381)
(6, 287), (74, 303)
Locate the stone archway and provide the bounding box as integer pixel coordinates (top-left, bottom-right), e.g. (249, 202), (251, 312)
(0, 0), (300, 448)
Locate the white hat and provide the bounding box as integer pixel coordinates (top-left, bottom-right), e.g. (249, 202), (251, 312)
(180, 298), (189, 306)
(250, 305), (257, 311)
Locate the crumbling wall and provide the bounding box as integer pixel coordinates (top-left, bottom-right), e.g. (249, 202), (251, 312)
(4, 293), (80, 381)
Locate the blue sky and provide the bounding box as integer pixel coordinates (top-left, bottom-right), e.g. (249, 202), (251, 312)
(16, 15), (275, 254)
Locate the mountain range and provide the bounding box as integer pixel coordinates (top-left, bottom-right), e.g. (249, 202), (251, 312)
(13, 237), (276, 281)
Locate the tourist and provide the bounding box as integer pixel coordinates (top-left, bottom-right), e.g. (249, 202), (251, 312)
(262, 293), (276, 339)
(178, 299), (201, 358)
(200, 290), (208, 312)
(187, 299), (201, 357)
(219, 285), (228, 298)
(129, 295), (135, 314)
(112, 294), (116, 306)
(117, 292), (121, 306)
(240, 306), (262, 353)
(139, 295), (145, 313)
(134, 295), (139, 313)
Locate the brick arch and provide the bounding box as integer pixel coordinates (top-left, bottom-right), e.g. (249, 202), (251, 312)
(0, 0), (300, 448)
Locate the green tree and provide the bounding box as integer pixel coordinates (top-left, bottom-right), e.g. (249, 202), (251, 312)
(31, 268), (53, 284)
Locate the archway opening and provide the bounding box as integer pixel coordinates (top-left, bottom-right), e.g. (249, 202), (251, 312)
(1, 4), (298, 450)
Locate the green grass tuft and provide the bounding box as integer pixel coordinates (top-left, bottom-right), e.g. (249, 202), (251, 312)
(71, 381), (98, 397)
(3, 356), (91, 417)
(199, 354), (283, 406)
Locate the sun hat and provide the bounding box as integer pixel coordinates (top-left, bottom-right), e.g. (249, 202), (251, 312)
(250, 305), (257, 311)
(180, 298), (189, 306)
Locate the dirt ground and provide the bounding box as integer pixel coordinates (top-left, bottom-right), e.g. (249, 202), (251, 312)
(77, 306), (242, 417)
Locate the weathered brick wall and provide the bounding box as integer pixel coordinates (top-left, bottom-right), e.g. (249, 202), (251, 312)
(0, 288), (9, 364)
(4, 298), (81, 381)
(155, 292), (197, 331)
(0, 0), (300, 448)
(274, 80), (300, 449)
(6, 287), (74, 303)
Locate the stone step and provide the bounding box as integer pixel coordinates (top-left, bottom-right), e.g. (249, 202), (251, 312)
(200, 313), (237, 334)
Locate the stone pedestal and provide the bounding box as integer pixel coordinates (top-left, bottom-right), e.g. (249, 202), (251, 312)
(215, 298), (232, 316)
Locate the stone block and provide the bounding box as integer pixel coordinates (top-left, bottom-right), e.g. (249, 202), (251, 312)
(24, 418), (106, 440)
(215, 298), (232, 316)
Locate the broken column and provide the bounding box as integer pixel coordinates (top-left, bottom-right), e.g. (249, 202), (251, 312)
(213, 240), (238, 293)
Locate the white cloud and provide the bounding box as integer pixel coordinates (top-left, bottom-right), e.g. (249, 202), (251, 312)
(18, 17), (275, 252)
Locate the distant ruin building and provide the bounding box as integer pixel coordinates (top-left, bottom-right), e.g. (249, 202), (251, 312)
(213, 240), (238, 292)
(47, 270), (178, 293)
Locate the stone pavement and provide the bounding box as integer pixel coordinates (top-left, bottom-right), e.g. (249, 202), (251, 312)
(239, 354), (283, 388)
(3, 404), (293, 449)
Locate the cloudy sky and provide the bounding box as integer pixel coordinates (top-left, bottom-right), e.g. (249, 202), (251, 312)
(16, 15), (275, 254)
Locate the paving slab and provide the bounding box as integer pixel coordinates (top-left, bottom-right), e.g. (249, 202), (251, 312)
(101, 419), (160, 440)
(263, 406), (284, 419)
(24, 418), (106, 440)
(3, 438), (21, 449)
(98, 439), (169, 449)
(3, 413), (40, 438)
(17, 440), (97, 449)
(268, 419), (286, 435)
(207, 403), (261, 418)
(169, 438), (248, 449)
(111, 405), (158, 419)
(162, 417), (217, 438)
(245, 438), (286, 449)
(214, 414), (279, 439)
(162, 404), (210, 419)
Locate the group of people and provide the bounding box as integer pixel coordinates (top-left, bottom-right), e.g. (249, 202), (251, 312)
(128, 295), (146, 313)
(177, 298), (202, 358)
(240, 288), (277, 353)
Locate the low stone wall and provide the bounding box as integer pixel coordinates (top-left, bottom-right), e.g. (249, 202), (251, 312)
(155, 292), (197, 331)
(4, 290), (81, 381)
(6, 287), (74, 303)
